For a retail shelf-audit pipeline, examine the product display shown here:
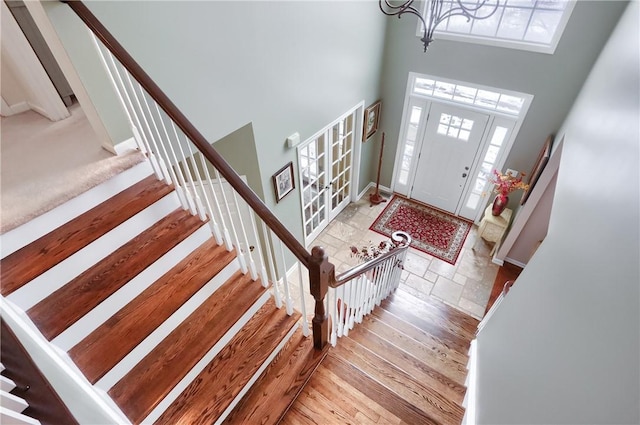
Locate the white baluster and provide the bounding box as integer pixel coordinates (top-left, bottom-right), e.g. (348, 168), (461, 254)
(296, 262), (310, 336)
(170, 127), (210, 222)
(263, 227), (282, 307)
(213, 169), (247, 273)
(123, 72), (172, 184)
(230, 190), (258, 280)
(138, 91), (189, 209)
(278, 239), (293, 315)
(153, 104), (196, 214)
(329, 287), (337, 346)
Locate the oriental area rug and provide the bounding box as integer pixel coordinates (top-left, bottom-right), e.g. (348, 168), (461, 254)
(370, 196), (472, 265)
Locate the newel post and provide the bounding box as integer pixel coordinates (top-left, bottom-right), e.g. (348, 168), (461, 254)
(308, 246), (333, 350)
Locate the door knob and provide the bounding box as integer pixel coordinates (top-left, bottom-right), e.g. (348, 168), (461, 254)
(462, 173), (468, 178)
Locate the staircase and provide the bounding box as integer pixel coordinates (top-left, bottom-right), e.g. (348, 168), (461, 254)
(0, 161), (325, 424)
(284, 287), (479, 424)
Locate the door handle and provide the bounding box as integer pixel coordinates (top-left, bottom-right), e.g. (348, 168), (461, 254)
(462, 173), (468, 178)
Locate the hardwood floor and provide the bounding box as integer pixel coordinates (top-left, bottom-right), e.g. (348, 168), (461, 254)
(282, 288), (478, 425)
(485, 262), (523, 314)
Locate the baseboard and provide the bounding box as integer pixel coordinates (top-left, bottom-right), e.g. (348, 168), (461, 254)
(504, 257), (527, 268)
(357, 182), (392, 201)
(4, 101), (30, 115)
(114, 137), (139, 155)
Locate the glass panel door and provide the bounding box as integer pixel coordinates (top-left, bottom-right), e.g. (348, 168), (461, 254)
(298, 107), (359, 246)
(329, 114), (354, 219)
(299, 135), (327, 242)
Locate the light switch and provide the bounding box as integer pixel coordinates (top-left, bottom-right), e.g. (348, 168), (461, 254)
(286, 132), (300, 148)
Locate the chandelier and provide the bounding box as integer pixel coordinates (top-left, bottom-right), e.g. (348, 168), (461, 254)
(379, 0), (500, 52)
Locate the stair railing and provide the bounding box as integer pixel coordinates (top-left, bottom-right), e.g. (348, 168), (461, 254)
(64, 1), (405, 350)
(327, 232), (411, 345)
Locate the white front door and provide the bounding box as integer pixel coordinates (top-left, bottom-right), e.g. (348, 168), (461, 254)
(411, 104), (489, 213)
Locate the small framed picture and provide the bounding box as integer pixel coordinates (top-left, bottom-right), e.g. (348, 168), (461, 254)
(363, 100), (382, 142)
(273, 161), (295, 203)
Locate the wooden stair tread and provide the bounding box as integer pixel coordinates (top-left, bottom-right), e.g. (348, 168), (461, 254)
(1, 176), (172, 296)
(379, 293), (473, 354)
(222, 328), (328, 425)
(363, 310), (469, 386)
(155, 299), (301, 425)
(332, 336), (465, 425)
(109, 271), (267, 424)
(321, 353), (440, 425)
(348, 325), (466, 406)
(27, 208), (204, 340)
(390, 288), (479, 339)
(69, 239), (235, 384)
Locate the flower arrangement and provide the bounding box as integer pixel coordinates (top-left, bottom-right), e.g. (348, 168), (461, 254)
(489, 169), (529, 198)
(350, 239), (399, 262)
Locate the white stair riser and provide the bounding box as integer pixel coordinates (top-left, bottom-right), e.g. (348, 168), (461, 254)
(141, 290), (271, 425)
(0, 407), (41, 425)
(52, 224), (214, 351)
(7, 192), (181, 311)
(0, 375), (16, 392)
(0, 390), (28, 413)
(96, 257), (242, 392)
(1, 161), (153, 258)
(214, 320), (300, 425)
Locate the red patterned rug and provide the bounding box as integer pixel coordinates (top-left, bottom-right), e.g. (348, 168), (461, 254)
(370, 196), (472, 265)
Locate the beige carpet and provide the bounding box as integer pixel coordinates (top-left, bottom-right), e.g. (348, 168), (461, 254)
(1, 104), (145, 234)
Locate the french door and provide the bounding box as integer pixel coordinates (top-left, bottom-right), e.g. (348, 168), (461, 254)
(298, 110), (357, 246)
(411, 104), (489, 212)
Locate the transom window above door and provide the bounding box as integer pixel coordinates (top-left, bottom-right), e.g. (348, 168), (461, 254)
(392, 72), (533, 223)
(423, 0), (576, 54)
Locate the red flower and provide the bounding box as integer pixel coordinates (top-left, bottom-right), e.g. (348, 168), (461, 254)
(489, 169), (529, 197)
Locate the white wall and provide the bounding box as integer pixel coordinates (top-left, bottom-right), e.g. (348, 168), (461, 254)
(474, 3), (639, 423)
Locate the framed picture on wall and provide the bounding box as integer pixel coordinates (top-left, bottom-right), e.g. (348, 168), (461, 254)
(520, 134), (554, 205)
(363, 100), (382, 142)
(273, 161), (295, 203)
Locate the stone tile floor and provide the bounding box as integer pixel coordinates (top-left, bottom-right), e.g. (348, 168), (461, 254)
(298, 191), (499, 320)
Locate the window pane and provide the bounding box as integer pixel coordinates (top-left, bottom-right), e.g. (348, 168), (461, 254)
(496, 8), (533, 40)
(414, 78), (435, 96)
(475, 90), (500, 109)
(466, 193), (481, 209)
(524, 10), (562, 44)
(506, 0), (536, 7)
(434, 82), (455, 99)
(470, 7), (503, 36)
(490, 126), (508, 146)
(497, 94), (525, 114)
(447, 14), (474, 33)
(461, 118), (474, 130)
(454, 85), (477, 103)
(537, 0), (567, 10)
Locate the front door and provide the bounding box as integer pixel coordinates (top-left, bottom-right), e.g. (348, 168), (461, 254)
(411, 104), (489, 212)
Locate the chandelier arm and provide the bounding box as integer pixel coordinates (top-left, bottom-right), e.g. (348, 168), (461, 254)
(452, 0), (500, 19)
(379, 0), (420, 17)
(379, 0), (500, 52)
(379, 0), (431, 51)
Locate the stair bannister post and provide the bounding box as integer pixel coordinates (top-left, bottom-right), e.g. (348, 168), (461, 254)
(309, 246), (333, 350)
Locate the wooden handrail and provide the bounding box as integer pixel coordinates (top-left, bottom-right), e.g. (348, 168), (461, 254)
(332, 231), (411, 288)
(63, 1), (311, 268)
